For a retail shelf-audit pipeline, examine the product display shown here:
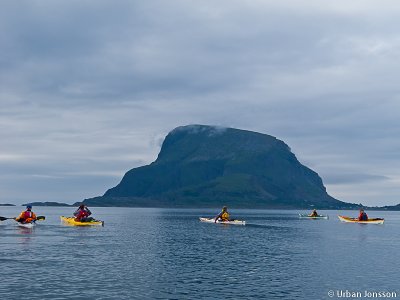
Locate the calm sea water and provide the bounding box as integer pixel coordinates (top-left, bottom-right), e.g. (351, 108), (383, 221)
(0, 207), (399, 299)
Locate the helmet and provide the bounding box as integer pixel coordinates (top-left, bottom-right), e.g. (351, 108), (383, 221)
(26, 204), (32, 209)
(222, 206), (227, 210)
(79, 204), (85, 209)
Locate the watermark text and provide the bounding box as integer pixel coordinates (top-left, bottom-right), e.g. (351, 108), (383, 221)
(328, 290), (398, 298)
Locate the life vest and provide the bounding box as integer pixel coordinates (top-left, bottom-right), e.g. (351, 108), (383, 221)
(19, 210), (36, 223)
(24, 211), (33, 219)
(76, 209), (89, 221)
(359, 212), (368, 221)
(220, 211), (230, 221)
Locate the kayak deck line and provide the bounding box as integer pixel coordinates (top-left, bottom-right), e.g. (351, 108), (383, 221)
(199, 217), (246, 225)
(338, 215), (384, 224)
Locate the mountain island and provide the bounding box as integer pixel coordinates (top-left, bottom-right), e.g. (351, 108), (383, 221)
(79, 125), (358, 209)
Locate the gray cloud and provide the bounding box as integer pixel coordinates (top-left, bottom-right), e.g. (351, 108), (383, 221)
(323, 173), (390, 185)
(1, 1), (400, 206)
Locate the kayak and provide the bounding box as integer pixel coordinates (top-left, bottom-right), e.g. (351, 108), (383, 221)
(299, 214), (328, 219)
(199, 217), (246, 225)
(17, 222), (35, 229)
(60, 216), (104, 226)
(338, 215), (384, 224)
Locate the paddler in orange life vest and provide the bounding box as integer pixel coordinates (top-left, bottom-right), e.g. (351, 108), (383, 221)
(309, 209), (319, 217)
(358, 209), (368, 221)
(15, 204), (37, 223)
(215, 206), (231, 223)
(74, 204), (93, 222)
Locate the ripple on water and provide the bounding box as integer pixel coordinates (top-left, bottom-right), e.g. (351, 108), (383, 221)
(0, 208), (399, 299)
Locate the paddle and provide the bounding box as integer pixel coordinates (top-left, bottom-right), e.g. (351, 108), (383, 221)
(0, 216), (13, 221)
(13, 216), (46, 223)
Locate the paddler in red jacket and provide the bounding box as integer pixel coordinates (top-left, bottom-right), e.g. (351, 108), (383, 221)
(74, 204), (93, 222)
(358, 209), (368, 221)
(15, 204), (37, 223)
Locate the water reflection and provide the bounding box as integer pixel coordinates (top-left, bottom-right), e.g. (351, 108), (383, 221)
(0, 207), (398, 300)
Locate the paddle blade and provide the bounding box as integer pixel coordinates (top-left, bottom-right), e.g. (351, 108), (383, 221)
(0, 216), (8, 221)
(37, 216), (46, 221)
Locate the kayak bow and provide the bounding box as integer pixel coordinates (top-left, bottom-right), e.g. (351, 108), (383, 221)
(17, 222), (35, 229)
(338, 215), (384, 224)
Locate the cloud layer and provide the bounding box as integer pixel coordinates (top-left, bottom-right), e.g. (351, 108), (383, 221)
(1, 0), (400, 206)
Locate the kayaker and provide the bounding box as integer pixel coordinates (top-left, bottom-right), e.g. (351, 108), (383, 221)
(358, 209), (368, 221)
(309, 209), (318, 217)
(74, 204), (94, 222)
(15, 204), (37, 223)
(215, 206), (231, 222)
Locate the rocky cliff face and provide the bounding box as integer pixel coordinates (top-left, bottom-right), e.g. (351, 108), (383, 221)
(82, 125), (354, 208)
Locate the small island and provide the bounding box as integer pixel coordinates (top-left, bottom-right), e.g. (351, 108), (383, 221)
(22, 202), (72, 207)
(80, 124), (360, 209)
(0, 203), (16, 206)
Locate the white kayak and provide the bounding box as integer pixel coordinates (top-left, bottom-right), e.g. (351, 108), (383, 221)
(299, 214), (328, 219)
(17, 222), (35, 229)
(199, 217), (246, 225)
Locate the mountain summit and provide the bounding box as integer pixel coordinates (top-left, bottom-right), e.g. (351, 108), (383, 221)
(81, 125), (354, 208)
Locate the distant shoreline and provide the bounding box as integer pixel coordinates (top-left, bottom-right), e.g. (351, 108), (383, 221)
(4, 202), (399, 210)
(22, 202), (72, 207)
(67, 205), (400, 211)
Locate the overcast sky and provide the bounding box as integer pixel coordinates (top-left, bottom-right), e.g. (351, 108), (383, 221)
(1, 0), (400, 206)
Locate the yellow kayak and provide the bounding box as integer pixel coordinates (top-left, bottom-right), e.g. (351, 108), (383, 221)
(338, 215), (384, 224)
(60, 216), (104, 226)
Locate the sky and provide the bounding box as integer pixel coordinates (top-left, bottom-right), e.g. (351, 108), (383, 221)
(1, 0), (400, 206)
